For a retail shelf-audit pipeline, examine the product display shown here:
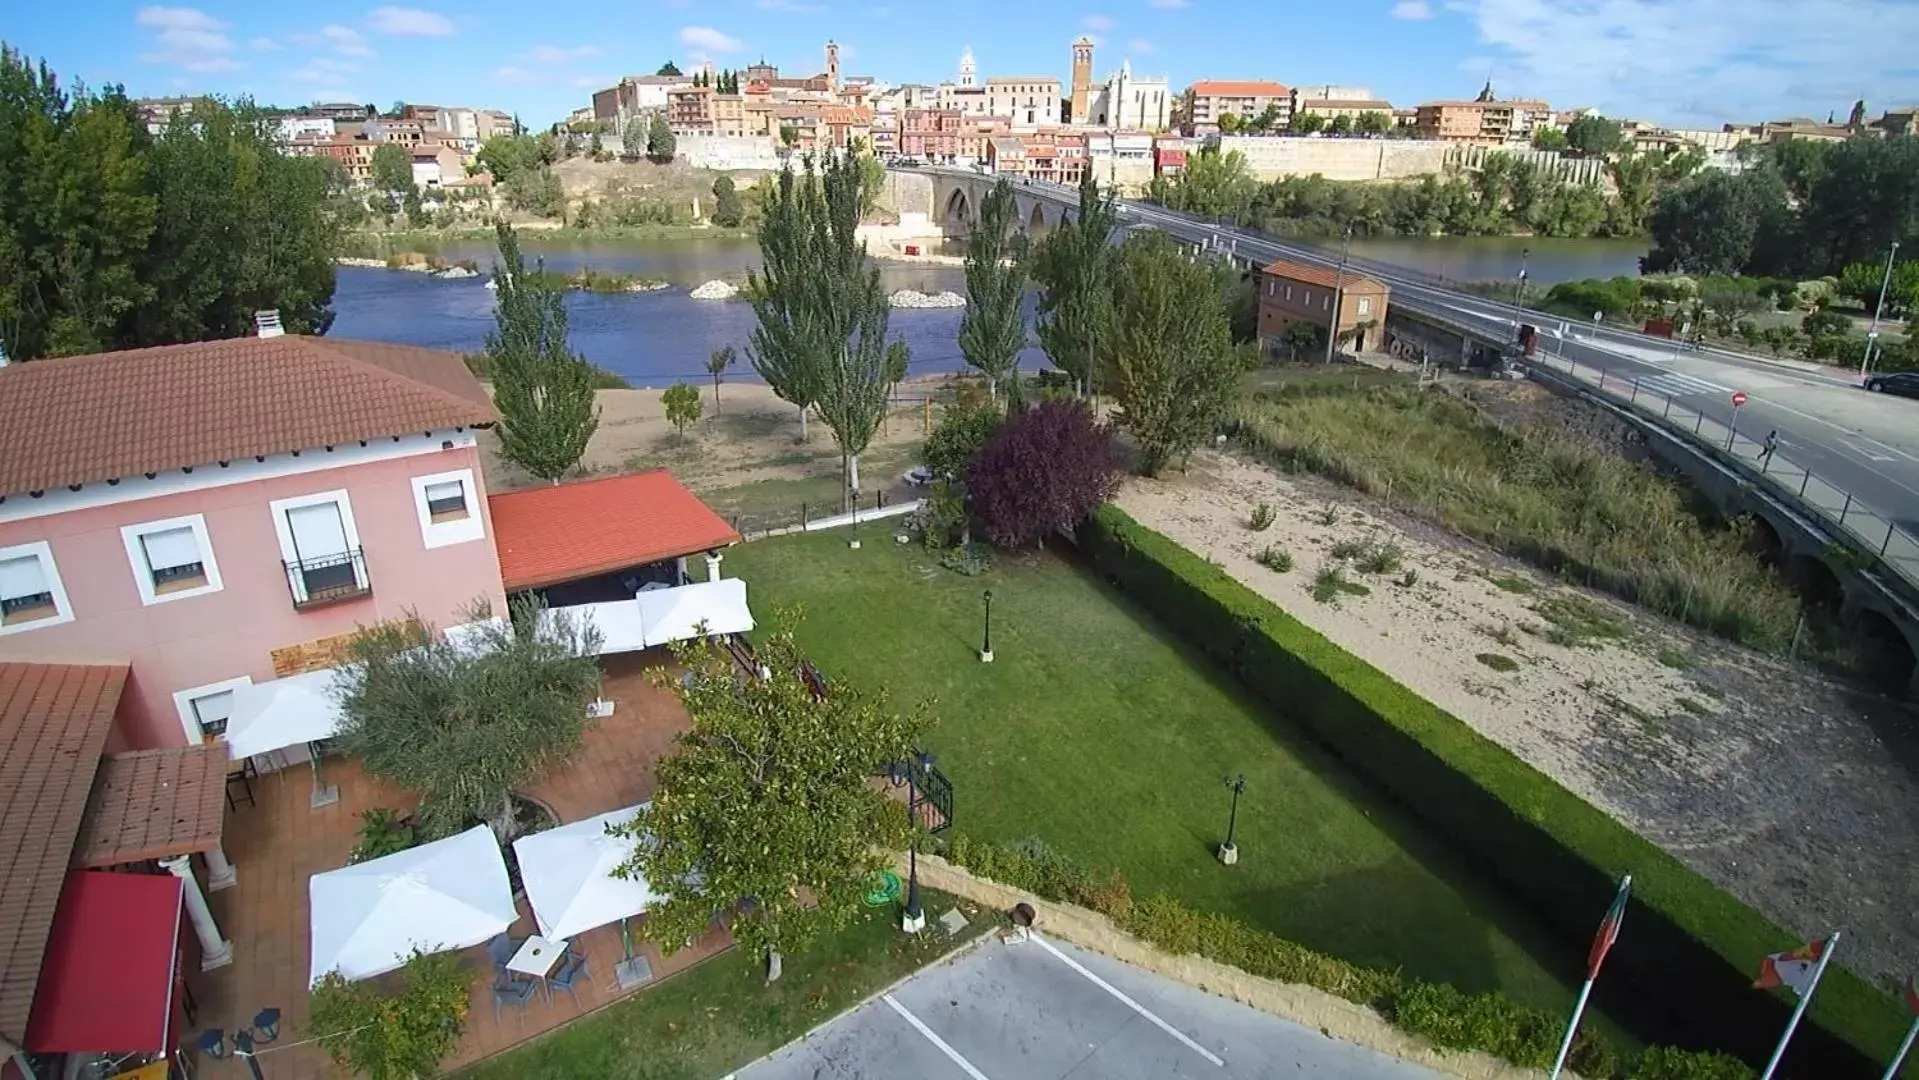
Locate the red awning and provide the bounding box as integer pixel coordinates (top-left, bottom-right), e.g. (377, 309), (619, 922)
(25, 871), (184, 1054)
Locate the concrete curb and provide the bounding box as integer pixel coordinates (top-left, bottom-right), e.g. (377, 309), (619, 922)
(892, 851), (1577, 1080)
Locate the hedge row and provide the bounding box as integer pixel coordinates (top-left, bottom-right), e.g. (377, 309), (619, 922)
(942, 834), (1750, 1080)
(1073, 504), (1905, 1076)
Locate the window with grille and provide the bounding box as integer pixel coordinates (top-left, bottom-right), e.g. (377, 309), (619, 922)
(0, 554), (57, 625)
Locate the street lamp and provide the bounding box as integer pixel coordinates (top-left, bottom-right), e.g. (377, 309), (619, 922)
(890, 750), (937, 933)
(199, 1008), (280, 1079)
(1218, 774), (1247, 866)
(1862, 240), (1900, 378)
(1512, 247), (1531, 325)
(979, 589), (994, 663)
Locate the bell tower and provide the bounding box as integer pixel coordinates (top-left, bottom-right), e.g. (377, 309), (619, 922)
(825, 40), (841, 90)
(1069, 36), (1094, 123)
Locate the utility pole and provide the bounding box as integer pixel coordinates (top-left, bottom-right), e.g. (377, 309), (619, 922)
(1322, 225), (1353, 365)
(1861, 240), (1900, 378)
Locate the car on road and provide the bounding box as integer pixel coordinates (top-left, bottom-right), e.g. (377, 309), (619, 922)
(1863, 372), (1919, 398)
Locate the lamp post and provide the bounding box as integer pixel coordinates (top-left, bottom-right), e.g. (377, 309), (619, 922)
(1322, 226), (1353, 366)
(891, 750), (936, 933)
(1861, 240), (1900, 378)
(1512, 247), (1531, 327)
(979, 589), (994, 663)
(199, 1008), (280, 1079)
(1218, 774), (1246, 865)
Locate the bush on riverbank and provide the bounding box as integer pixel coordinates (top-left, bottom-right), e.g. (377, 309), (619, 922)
(1233, 371), (1800, 651)
(463, 350), (628, 390)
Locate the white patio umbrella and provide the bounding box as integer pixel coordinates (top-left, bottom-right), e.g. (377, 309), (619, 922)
(225, 668), (347, 808)
(512, 804), (655, 941)
(308, 824), (517, 984)
(546, 578), (755, 656)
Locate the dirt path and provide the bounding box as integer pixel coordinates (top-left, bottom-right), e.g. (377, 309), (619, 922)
(1119, 450), (1919, 990)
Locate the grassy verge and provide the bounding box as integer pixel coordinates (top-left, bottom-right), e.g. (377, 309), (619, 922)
(460, 889), (989, 1079)
(721, 530), (1631, 1048)
(1233, 368), (1801, 650)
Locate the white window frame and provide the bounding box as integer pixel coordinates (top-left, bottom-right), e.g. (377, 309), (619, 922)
(172, 675), (253, 745)
(409, 468), (485, 549)
(120, 513), (223, 606)
(0, 540), (75, 636)
(1357, 296), (1373, 317)
(269, 489), (367, 605)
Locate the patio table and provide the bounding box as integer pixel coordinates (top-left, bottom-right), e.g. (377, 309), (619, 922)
(505, 934), (569, 1001)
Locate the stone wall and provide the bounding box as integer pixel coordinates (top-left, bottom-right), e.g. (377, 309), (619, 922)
(675, 134), (783, 172)
(1218, 136), (1452, 182)
(876, 169), (935, 219)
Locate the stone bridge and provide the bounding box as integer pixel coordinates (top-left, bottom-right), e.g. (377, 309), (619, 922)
(916, 170), (1082, 238)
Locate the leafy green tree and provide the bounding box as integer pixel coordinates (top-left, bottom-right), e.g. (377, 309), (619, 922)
(1293, 112), (1326, 135)
(335, 597), (604, 840)
(923, 396), (1002, 479)
(370, 141), (413, 195)
(1154, 147), (1255, 219)
(308, 950), (473, 1080)
(1604, 152), (1659, 234)
(611, 620), (927, 979)
(1848, 99), (1867, 129)
(1564, 114), (1624, 157)
(504, 166), (565, 217)
(705, 344), (736, 411)
(1355, 110), (1390, 135)
(1532, 126), (1569, 151)
(1644, 171), (1788, 276)
(958, 179), (1027, 400)
(779, 124), (798, 147)
(476, 133), (540, 184)
(1031, 171), (1118, 395)
(485, 221), (601, 481)
(1106, 230), (1244, 475)
(712, 174), (745, 226)
(647, 112), (676, 161)
(402, 184), (428, 228)
(1217, 112), (1242, 135)
(662, 381), (702, 436)
(1534, 183), (1608, 237)
(1329, 113), (1353, 136)
(884, 340), (911, 417)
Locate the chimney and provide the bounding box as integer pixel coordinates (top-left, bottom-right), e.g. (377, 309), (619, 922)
(254, 310), (285, 338)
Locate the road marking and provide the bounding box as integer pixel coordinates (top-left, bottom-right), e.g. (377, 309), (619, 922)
(882, 993), (992, 1080)
(1633, 372), (1734, 398)
(1031, 934), (1227, 1067)
(1843, 439), (1898, 462)
(1850, 434), (1919, 463)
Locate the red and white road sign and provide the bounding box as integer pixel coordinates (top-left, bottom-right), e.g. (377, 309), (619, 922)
(1731, 390), (1749, 407)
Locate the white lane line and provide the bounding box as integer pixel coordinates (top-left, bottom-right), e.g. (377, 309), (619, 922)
(882, 993), (992, 1080)
(1031, 934), (1227, 1067)
(1844, 439), (1898, 462)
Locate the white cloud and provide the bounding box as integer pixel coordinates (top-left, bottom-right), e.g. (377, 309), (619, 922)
(1127, 37), (1156, 53)
(1082, 13), (1116, 30)
(367, 6), (455, 36)
(321, 24), (372, 57)
(1451, 0), (1919, 126)
(1146, 0), (1188, 8)
(525, 44), (600, 64)
(249, 36), (281, 51)
(678, 26), (745, 53)
(291, 56), (359, 84)
(491, 66), (541, 85)
(1390, 0), (1432, 17)
(135, 6), (241, 73)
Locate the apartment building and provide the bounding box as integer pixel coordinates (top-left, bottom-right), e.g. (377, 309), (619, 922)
(901, 107), (963, 160)
(985, 76), (1062, 129)
(409, 143), (467, 187)
(1182, 80), (1290, 135)
(0, 331), (505, 753)
(308, 133), (378, 184)
(1414, 85), (1552, 146)
(1293, 97), (1394, 127)
(1257, 259), (1391, 356)
(275, 115), (336, 142)
(668, 86), (716, 134)
(822, 105), (874, 150)
(591, 75), (684, 127)
(364, 118), (428, 146)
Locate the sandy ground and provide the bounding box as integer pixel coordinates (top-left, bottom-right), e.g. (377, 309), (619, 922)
(1119, 450), (1919, 990)
(479, 378), (946, 527)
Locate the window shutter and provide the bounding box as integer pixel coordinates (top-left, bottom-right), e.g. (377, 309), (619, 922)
(425, 480), (465, 506)
(0, 555), (49, 600)
(142, 526), (203, 571)
(192, 690), (236, 735)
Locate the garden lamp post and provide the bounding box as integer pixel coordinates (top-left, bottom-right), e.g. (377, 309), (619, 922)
(199, 1008), (280, 1079)
(1218, 774), (1247, 866)
(979, 589), (994, 663)
(891, 750), (937, 934)
(1861, 240), (1899, 378)
(1512, 247), (1531, 325)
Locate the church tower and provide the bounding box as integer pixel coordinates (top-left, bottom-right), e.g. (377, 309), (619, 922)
(825, 40), (841, 90)
(1069, 36), (1094, 123)
(959, 46), (977, 88)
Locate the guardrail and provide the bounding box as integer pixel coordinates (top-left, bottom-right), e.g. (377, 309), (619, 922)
(1536, 353), (1919, 608)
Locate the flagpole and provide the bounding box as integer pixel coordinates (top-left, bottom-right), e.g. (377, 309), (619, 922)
(1761, 931), (1840, 1080)
(1548, 980), (1595, 1080)
(1882, 1013), (1919, 1080)
(1551, 873), (1631, 1080)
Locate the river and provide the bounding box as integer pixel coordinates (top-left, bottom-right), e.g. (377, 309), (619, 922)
(329, 234), (1648, 387)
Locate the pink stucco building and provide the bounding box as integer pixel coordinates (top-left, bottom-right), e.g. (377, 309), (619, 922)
(0, 333), (506, 751)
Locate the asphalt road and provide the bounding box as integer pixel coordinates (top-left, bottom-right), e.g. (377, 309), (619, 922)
(732, 932), (1442, 1080)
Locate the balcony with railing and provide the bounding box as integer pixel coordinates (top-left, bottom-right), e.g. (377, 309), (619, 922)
(284, 548), (372, 610)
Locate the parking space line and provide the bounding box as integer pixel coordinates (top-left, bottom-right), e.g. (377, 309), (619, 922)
(882, 993), (993, 1080)
(1031, 935), (1226, 1067)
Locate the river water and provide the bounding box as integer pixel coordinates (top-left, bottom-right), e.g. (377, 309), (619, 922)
(329, 234), (1648, 387)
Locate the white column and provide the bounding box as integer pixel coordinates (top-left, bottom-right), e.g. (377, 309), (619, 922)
(162, 855), (233, 970)
(204, 844), (238, 891)
(705, 550), (724, 581)
(675, 556), (689, 585)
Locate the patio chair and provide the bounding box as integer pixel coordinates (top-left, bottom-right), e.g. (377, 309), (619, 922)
(486, 932), (519, 969)
(491, 973), (537, 1025)
(548, 952), (592, 1006)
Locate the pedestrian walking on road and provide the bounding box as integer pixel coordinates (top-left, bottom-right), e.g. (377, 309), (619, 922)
(1758, 430), (1780, 465)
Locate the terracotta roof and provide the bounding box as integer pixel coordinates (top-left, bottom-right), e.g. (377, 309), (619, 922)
(0, 336), (496, 497)
(0, 663), (128, 1045)
(1189, 80), (1289, 98)
(72, 746), (228, 870)
(1260, 259), (1386, 292)
(490, 470), (741, 592)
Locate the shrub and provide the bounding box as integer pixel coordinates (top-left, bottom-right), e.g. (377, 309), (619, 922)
(1801, 309), (1850, 338)
(1249, 502), (1276, 531)
(965, 398), (1120, 548)
(1357, 541), (1404, 575)
(1255, 545), (1294, 572)
(662, 382), (702, 437)
(923, 399), (1004, 480)
(1629, 1046), (1756, 1080)
(308, 950), (473, 1079)
(348, 807), (417, 864)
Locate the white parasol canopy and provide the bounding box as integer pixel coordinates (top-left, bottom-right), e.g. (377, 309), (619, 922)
(512, 804), (655, 941)
(547, 577), (754, 656)
(308, 824), (516, 984)
(224, 668), (344, 760)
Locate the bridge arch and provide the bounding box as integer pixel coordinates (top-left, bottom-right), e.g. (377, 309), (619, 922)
(942, 187), (973, 236)
(1855, 607), (1918, 692)
(1026, 201), (1049, 235)
(1788, 552), (1845, 612)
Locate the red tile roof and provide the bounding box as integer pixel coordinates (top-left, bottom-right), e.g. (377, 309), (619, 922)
(1189, 80), (1289, 98)
(72, 745), (228, 870)
(0, 663), (128, 1046)
(1260, 259), (1387, 292)
(490, 470), (742, 592)
(0, 336), (496, 497)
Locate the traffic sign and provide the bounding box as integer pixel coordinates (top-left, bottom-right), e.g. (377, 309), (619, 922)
(1731, 391), (1749, 407)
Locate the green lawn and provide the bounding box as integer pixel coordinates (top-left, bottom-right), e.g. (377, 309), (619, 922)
(722, 532), (1623, 1039)
(461, 890), (990, 1079)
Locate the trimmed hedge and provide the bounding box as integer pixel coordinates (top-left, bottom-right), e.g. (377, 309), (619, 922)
(1075, 504), (1904, 1076)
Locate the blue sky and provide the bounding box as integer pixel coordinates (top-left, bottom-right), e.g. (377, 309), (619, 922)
(7, 0), (1917, 130)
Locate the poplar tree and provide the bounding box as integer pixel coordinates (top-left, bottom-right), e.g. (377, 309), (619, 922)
(957, 178), (1027, 402)
(1031, 171), (1118, 396)
(485, 221), (600, 482)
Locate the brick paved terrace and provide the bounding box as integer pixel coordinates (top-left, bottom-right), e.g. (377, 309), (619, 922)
(192, 649), (735, 1078)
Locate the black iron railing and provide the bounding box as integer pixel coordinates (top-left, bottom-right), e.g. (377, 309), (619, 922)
(284, 547), (371, 610)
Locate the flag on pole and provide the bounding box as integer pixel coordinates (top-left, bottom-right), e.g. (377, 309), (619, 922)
(1586, 875), (1632, 980)
(1755, 940), (1829, 996)
(1906, 975), (1918, 1015)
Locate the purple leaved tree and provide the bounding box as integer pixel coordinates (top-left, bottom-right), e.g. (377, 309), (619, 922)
(966, 398), (1120, 548)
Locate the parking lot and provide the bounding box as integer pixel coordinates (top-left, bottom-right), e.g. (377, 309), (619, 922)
(733, 931), (1443, 1079)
